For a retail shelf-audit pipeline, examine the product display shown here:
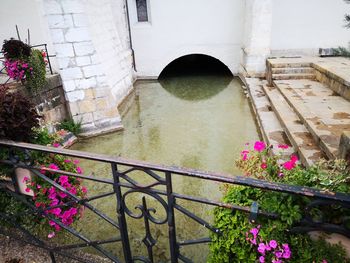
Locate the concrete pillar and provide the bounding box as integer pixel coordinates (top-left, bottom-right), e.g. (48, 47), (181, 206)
(42, 0), (133, 136)
(240, 0), (273, 78)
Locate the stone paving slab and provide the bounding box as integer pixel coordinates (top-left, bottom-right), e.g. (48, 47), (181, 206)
(245, 78), (294, 157)
(262, 84), (324, 166)
(275, 79), (350, 159)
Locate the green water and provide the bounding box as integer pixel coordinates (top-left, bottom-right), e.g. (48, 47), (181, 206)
(71, 76), (258, 262)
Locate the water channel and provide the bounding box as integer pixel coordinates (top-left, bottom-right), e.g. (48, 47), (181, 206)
(70, 74), (258, 262)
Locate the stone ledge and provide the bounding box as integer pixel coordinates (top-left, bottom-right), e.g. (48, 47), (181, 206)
(339, 131), (350, 161)
(79, 124), (123, 138)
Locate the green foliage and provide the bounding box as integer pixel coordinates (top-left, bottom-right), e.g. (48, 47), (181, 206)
(209, 143), (350, 263)
(59, 119), (82, 135)
(332, 47), (350, 58)
(25, 49), (47, 93)
(31, 127), (62, 146)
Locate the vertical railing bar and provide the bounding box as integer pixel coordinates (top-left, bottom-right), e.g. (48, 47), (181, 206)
(49, 251), (57, 263)
(111, 162), (133, 262)
(44, 44), (53, 74)
(165, 172), (178, 263)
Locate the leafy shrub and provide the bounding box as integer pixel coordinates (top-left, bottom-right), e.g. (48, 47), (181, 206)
(209, 141), (350, 263)
(59, 119), (82, 135)
(2, 39), (31, 59)
(25, 49), (47, 93)
(0, 87), (40, 142)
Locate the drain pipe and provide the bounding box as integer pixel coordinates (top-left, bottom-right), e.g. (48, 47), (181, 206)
(125, 0), (137, 71)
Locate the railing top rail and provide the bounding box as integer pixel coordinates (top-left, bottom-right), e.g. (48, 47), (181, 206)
(1, 139), (350, 203)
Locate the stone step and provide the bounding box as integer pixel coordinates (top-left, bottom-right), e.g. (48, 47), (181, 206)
(269, 62), (312, 68)
(262, 84), (325, 167)
(272, 73), (316, 81)
(272, 67), (315, 75)
(274, 80), (350, 159)
(244, 78), (294, 157)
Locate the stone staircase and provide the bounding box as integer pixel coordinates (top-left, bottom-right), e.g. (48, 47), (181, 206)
(245, 57), (350, 167)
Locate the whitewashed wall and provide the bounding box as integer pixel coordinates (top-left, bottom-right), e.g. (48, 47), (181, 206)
(0, 0), (58, 71)
(127, 0), (245, 78)
(271, 0), (350, 56)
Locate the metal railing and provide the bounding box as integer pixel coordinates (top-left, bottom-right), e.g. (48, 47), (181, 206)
(0, 43), (54, 88)
(0, 140), (349, 263)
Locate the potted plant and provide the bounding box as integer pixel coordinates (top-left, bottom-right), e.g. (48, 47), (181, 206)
(2, 38), (47, 93)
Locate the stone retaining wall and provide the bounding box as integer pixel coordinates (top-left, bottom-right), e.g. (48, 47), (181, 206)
(11, 74), (69, 125)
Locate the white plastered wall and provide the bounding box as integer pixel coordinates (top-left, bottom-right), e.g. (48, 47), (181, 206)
(271, 0), (350, 56)
(127, 0), (245, 77)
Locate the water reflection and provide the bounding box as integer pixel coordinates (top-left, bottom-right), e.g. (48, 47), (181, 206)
(159, 75), (231, 101)
(71, 76), (258, 262)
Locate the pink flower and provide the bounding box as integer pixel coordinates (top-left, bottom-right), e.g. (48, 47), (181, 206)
(269, 240), (278, 249)
(272, 260), (282, 263)
(275, 251), (283, 259)
(254, 141), (266, 152)
(259, 256), (265, 263)
(50, 208), (62, 216)
(52, 142), (60, 148)
(82, 186), (87, 194)
(64, 159), (71, 163)
(58, 176), (69, 186)
(260, 162), (267, 169)
(258, 243), (266, 255)
(49, 163), (59, 170)
(73, 159), (80, 165)
(283, 161), (296, 171)
(290, 154), (298, 163)
(241, 150), (249, 161)
(25, 187), (31, 193)
(278, 172), (284, 177)
(37, 184), (41, 189)
(76, 166), (83, 174)
(69, 187), (77, 195)
(22, 176), (30, 183)
(322, 260), (328, 263)
(48, 232), (55, 239)
(57, 191), (67, 198)
(278, 144), (289, 149)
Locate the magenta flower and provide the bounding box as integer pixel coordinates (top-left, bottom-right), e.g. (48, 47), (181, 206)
(64, 159), (71, 163)
(52, 142), (60, 148)
(50, 208), (62, 216)
(269, 240), (278, 249)
(278, 144), (289, 149)
(58, 176), (69, 186)
(25, 187), (31, 193)
(258, 243), (266, 255)
(73, 159), (80, 165)
(260, 162), (267, 169)
(82, 186), (87, 193)
(283, 161), (295, 171)
(49, 163), (59, 170)
(76, 166), (83, 174)
(48, 232), (55, 239)
(22, 176), (30, 183)
(254, 141), (266, 152)
(259, 256), (265, 263)
(290, 154), (298, 163)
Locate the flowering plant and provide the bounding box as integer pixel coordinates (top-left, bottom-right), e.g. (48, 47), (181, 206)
(209, 141), (350, 263)
(236, 141), (298, 181)
(25, 154), (87, 238)
(4, 59), (33, 82)
(2, 39), (46, 92)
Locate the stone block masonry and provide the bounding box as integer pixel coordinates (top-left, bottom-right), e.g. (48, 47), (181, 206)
(43, 0), (134, 136)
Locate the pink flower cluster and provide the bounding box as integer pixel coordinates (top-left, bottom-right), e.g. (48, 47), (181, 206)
(4, 59), (33, 81)
(246, 226), (291, 263)
(28, 158), (87, 239)
(282, 155), (298, 171)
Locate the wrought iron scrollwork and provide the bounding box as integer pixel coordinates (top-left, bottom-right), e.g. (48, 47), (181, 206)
(291, 199), (350, 238)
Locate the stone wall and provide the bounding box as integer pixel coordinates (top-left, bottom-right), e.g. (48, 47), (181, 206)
(11, 74), (69, 125)
(42, 0), (134, 136)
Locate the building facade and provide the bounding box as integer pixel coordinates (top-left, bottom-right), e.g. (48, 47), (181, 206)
(0, 0), (349, 134)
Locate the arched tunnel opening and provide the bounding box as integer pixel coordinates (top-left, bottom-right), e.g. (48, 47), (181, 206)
(158, 54), (233, 79)
(158, 54), (234, 101)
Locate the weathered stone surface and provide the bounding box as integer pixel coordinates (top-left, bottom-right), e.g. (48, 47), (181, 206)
(339, 132), (350, 161)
